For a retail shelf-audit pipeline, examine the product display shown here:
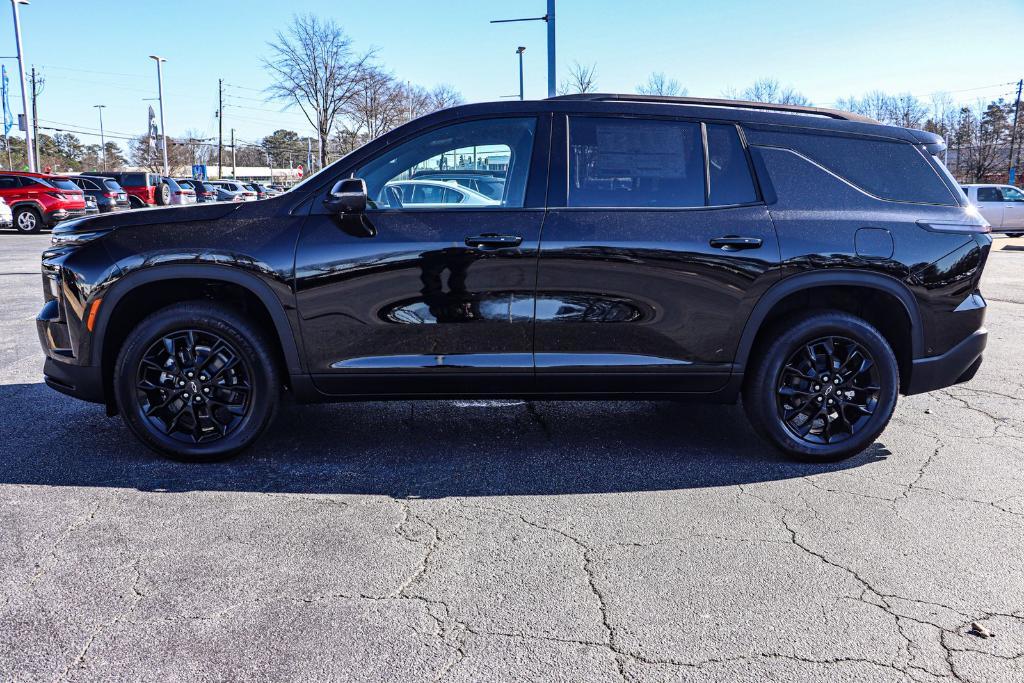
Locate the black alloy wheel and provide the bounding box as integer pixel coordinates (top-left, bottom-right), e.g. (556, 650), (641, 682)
(743, 311), (899, 462)
(135, 329), (252, 444)
(114, 302), (279, 461)
(776, 336), (880, 445)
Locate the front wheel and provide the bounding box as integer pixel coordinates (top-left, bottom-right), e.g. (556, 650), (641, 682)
(743, 311), (899, 462)
(113, 302), (280, 461)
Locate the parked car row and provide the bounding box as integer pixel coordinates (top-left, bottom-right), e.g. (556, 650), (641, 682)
(0, 170), (285, 233)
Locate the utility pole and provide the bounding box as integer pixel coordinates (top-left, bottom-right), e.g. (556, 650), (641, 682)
(217, 78), (223, 180)
(490, 1), (556, 98)
(30, 66), (38, 170)
(93, 104), (106, 171)
(149, 55), (168, 176)
(10, 0), (33, 171)
(230, 127), (235, 178)
(1008, 78), (1022, 185)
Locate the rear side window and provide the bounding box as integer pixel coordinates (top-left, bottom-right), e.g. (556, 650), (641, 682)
(977, 187), (1001, 202)
(0, 176), (18, 189)
(568, 117), (704, 208)
(748, 129), (956, 205)
(706, 124), (757, 205)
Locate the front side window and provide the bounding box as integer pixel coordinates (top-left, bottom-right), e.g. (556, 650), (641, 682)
(355, 117), (536, 210)
(1002, 186), (1024, 202)
(568, 117), (704, 208)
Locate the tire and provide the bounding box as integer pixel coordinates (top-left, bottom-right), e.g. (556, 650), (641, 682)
(113, 302), (280, 462)
(13, 206), (41, 234)
(742, 311), (899, 462)
(155, 182), (170, 206)
(1008, 233), (1023, 238)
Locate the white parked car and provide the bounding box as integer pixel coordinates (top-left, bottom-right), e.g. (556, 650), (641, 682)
(962, 184), (1024, 237)
(381, 179), (499, 207)
(0, 196), (12, 228)
(164, 177), (196, 206)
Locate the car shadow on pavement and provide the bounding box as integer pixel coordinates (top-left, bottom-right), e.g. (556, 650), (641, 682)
(0, 382), (890, 497)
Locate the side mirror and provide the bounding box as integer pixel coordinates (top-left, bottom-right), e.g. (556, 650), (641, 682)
(324, 178), (367, 214)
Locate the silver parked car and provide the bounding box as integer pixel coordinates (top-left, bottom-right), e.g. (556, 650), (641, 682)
(209, 180), (257, 202)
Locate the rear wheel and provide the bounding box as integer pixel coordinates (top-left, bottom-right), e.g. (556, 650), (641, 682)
(113, 302), (279, 461)
(1007, 233), (1023, 238)
(13, 206), (41, 234)
(743, 311), (899, 462)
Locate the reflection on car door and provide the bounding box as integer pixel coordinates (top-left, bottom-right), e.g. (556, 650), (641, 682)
(294, 115), (549, 396)
(534, 115), (780, 394)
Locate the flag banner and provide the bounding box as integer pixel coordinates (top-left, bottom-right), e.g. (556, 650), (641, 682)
(1, 66), (12, 137)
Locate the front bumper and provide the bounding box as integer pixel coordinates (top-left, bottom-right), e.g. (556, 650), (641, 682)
(905, 328), (987, 395)
(37, 300), (105, 403)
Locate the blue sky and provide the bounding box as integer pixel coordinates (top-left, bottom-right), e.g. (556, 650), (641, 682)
(0, 0), (1021, 150)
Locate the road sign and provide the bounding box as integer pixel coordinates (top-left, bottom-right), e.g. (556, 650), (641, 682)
(296, 164), (304, 178)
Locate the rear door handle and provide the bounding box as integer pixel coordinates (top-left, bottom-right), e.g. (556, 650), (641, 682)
(709, 236), (763, 251)
(465, 233), (523, 248)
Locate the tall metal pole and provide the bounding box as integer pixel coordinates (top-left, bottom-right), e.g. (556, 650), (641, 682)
(10, 0), (33, 171)
(217, 78), (223, 180)
(546, 0), (556, 98)
(30, 66), (37, 170)
(517, 46), (525, 100)
(230, 127), (235, 179)
(1008, 78), (1022, 185)
(93, 104), (106, 171)
(149, 55), (168, 176)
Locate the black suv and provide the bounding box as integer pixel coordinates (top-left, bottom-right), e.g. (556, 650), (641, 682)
(37, 95), (990, 462)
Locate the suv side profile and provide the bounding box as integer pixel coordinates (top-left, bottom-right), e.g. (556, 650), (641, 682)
(0, 171), (88, 233)
(38, 95), (990, 463)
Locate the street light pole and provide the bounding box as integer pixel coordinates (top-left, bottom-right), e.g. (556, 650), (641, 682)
(10, 0), (33, 171)
(93, 104), (106, 171)
(491, 0), (556, 98)
(516, 46), (526, 101)
(149, 55), (168, 176)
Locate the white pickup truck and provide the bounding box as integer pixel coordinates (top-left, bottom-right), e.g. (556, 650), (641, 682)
(961, 184), (1024, 237)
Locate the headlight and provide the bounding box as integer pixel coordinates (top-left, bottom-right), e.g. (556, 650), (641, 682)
(50, 229), (111, 247)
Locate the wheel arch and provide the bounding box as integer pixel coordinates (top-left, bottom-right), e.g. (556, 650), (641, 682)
(735, 271), (924, 377)
(91, 264), (303, 409)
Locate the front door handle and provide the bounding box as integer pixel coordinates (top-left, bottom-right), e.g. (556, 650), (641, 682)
(709, 235), (763, 251)
(465, 233), (523, 248)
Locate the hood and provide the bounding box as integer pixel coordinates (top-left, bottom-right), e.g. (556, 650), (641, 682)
(51, 202), (243, 237)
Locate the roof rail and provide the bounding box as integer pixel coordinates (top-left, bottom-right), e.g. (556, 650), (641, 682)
(547, 93), (878, 124)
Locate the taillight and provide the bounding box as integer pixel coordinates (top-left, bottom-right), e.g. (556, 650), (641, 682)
(174, 191), (183, 196)
(917, 208), (991, 234)
(45, 191), (61, 198)
(103, 192), (116, 198)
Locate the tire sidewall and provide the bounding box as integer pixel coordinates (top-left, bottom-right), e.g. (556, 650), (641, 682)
(156, 183), (170, 206)
(747, 313), (899, 461)
(113, 303), (278, 461)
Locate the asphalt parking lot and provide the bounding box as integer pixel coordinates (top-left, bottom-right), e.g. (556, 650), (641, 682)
(2, 233), (1023, 682)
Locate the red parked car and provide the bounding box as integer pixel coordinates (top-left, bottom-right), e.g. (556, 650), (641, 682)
(0, 171), (87, 233)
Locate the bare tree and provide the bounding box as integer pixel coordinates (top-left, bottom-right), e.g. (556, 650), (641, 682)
(836, 91), (927, 127)
(343, 67), (408, 140)
(263, 14), (373, 168)
(636, 72), (686, 97)
(736, 78), (810, 106)
(558, 61), (598, 95)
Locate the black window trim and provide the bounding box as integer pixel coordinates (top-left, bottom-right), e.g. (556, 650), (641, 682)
(557, 112), (766, 212)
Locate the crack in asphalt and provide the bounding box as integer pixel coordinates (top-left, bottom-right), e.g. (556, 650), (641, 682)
(29, 499), (103, 587)
(58, 560), (144, 682)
